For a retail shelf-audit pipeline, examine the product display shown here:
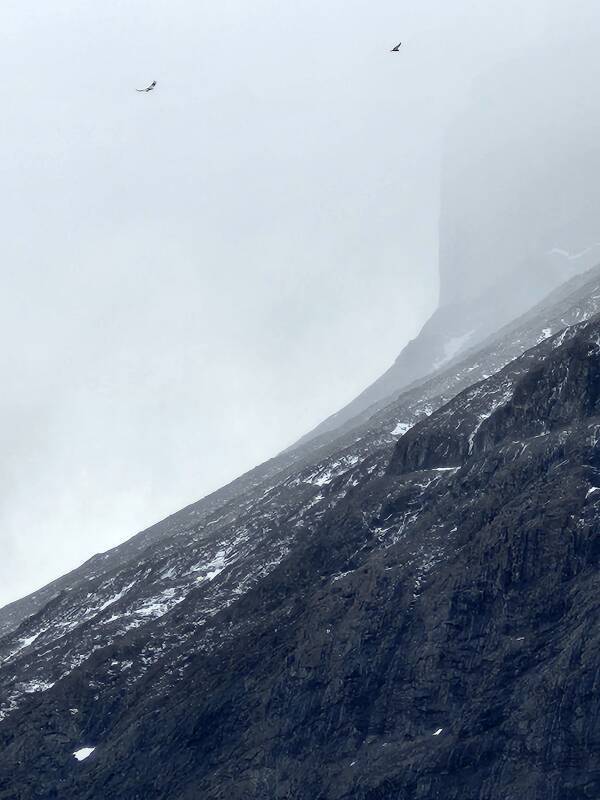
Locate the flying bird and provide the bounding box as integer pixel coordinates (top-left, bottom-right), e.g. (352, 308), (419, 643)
(390, 42), (401, 52)
(136, 80), (157, 92)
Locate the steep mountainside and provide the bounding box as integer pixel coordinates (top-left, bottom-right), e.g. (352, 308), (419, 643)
(3, 264), (600, 644)
(292, 271), (584, 448)
(2, 267), (600, 798)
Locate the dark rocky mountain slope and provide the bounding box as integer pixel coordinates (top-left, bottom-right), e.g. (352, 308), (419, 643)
(3, 269), (600, 798)
(3, 263), (600, 643)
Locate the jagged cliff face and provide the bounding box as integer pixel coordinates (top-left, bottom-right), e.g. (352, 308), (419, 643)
(3, 266), (600, 798)
(439, 42), (600, 309)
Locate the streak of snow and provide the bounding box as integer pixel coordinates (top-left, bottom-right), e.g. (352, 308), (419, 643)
(468, 385), (514, 454)
(188, 550), (227, 580)
(160, 566), (177, 580)
(21, 679), (55, 694)
(552, 329), (570, 349)
(548, 243), (600, 261)
(135, 588), (186, 619)
(97, 581), (136, 612)
(332, 570), (357, 582)
(18, 632), (40, 649)
(392, 421), (412, 437)
(2, 628), (46, 664)
(306, 456), (360, 487)
(537, 327), (552, 343)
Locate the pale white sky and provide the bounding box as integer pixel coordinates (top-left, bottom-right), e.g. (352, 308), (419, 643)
(0, 0), (595, 606)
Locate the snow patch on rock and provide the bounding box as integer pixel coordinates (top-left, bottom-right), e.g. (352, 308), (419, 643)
(73, 747), (95, 762)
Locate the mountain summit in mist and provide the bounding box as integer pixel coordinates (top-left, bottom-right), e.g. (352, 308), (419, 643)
(293, 42), (600, 451)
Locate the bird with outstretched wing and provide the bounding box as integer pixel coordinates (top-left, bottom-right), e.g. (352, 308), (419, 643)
(136, 80), (157, 92)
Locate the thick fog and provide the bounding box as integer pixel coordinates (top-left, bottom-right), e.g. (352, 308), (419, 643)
(2, 0), (599, 607)
(440, 41), (600, 309)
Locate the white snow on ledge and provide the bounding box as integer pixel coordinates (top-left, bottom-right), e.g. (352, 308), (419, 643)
(392, 421), (412, 437)
(73, 747), (95, 761)
(537, 327), (552, 344)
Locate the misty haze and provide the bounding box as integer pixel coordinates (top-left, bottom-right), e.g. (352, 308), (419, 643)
(3, 1), (600, 798)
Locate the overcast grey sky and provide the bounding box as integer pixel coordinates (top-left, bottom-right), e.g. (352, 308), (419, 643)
(1, 0), (597, 607)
